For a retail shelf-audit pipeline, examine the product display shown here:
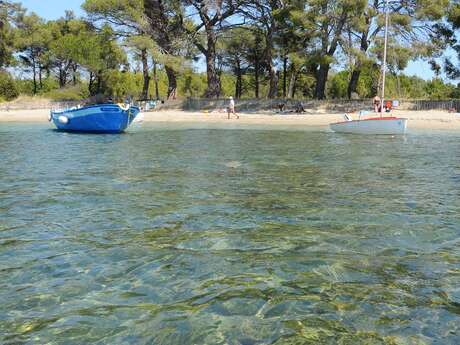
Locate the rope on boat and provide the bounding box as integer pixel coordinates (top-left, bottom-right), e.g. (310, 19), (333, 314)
(118, 103), (132, 125)
(127, 106), (133, 125)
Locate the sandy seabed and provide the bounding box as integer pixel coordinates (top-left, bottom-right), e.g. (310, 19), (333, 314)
(1, 108), (460, 132)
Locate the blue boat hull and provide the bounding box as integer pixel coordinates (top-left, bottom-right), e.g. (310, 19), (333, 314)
(50, 104), (140, 133)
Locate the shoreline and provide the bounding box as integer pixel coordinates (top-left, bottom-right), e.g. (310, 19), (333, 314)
(1, 108), (460, 131)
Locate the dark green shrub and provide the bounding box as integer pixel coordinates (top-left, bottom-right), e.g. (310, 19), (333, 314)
(0, 71), (19, 101)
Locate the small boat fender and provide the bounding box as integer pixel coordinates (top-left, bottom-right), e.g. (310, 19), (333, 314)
(48, 112), (52, 122)
(58, 115), (69, 124)
(118, 103), (130, 111)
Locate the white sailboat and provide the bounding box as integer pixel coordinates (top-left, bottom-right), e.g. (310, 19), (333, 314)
(330, 0), (408, 135)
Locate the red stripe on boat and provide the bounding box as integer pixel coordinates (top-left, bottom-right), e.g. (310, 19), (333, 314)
(364, 117), (399, 120)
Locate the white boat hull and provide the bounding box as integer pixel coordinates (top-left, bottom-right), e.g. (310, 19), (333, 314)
(330, 117), (408, 135)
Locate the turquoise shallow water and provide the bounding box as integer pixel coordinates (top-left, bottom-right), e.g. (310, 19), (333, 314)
(1, 123), (460, 344)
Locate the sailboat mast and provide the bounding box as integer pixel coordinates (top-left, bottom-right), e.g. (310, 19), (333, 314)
(381, 0), (390, 117)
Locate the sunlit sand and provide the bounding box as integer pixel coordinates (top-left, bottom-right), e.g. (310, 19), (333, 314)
(2, 108), (460, 131)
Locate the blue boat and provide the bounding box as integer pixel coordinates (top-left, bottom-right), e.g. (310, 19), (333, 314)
(49, 103), (141, 133)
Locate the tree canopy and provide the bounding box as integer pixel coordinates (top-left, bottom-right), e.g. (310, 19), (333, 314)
(1, 0), (459, 102)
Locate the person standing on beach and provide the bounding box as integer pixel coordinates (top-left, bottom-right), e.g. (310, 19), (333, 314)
(227, 96), (239, 119)
(373, 96), (381, 113)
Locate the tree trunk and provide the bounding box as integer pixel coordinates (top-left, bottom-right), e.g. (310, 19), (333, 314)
(141, 48), (150, 100)
(347, 70), (361, 99)
(165, 65), (177, 100)
(266, 36), (276, 99)
(72, 63), (78, 86)
(143, 0), (176, 100)
(255, 59), (260, 98)
(273, 70), (280, 98)
(288, 65), (296, 99)
(59, 65), (66, 88)
(268, 65), (276, 99)
(235, 59), (242, 99)
(89, 72), (94, 95)
(38, 64), (43, 90)
(347, 28), (369, 99)
(315, 64), (330, 100)
(59, 69), (63, 88)
(235, 72), (240, 99)
(315, 6), (347, 100)
(204, 30), (220, 98)
(153, 58), (159, 100)
(96, 75), (102, 95)
(265, 11), (278, 99)
(32, 58), (37, 95)
(283, 56), (288, 98)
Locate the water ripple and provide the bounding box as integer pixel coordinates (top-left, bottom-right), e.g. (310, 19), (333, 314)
(0, 124), (459, 344)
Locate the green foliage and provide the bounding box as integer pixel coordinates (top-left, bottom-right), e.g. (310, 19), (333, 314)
(418, 0), (450, 20)
(46, 15), (89, 87)
(83, 0), (145, 33)
(0, 71), (19, 101)
(328, 71), (349, 99)
(0, 1), (25, 68)
(84, 25), (127, 74)
(148, 69), (169, 99)
(43, 85), (90, 101)
(60, 24), (129, 96)
(0, 11), (13, 68)
(341, 0), (450, 99)
(4, 65), (458, 102)
(178, 70), (207, 97)
(325, 67), (458, 100)
(15, 77), (59, 95)
(220, 73), (236, 97)
(102, 70), (140, 100)
(424, 79), (457, 100)
(2, 0), (455, 102)
(356, 68), (379, 98)
(15, 14), (53, 66)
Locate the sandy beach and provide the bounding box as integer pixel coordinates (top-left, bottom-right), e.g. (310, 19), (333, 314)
(1, 108), (460, 131)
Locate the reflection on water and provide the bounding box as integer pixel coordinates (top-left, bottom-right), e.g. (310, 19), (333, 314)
(0, 123), (459, 344)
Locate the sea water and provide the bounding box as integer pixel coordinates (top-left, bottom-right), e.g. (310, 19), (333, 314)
(1, 123), (459, 344)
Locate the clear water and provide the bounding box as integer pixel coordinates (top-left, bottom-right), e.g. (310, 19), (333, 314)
(1, 123), (459, 344)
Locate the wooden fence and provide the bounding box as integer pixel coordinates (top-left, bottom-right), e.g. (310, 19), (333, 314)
(0, 100), (81, 111)
(407, 100), (460, 112)
(182, 98), (460, 113)
(182, 98), (375, 113)
(2, 97), (459, 113)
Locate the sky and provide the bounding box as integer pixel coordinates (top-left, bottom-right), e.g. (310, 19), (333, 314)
(20, 0), (84, 19)
(405, 60), (436, 80)
(19, 0), (440, 82)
